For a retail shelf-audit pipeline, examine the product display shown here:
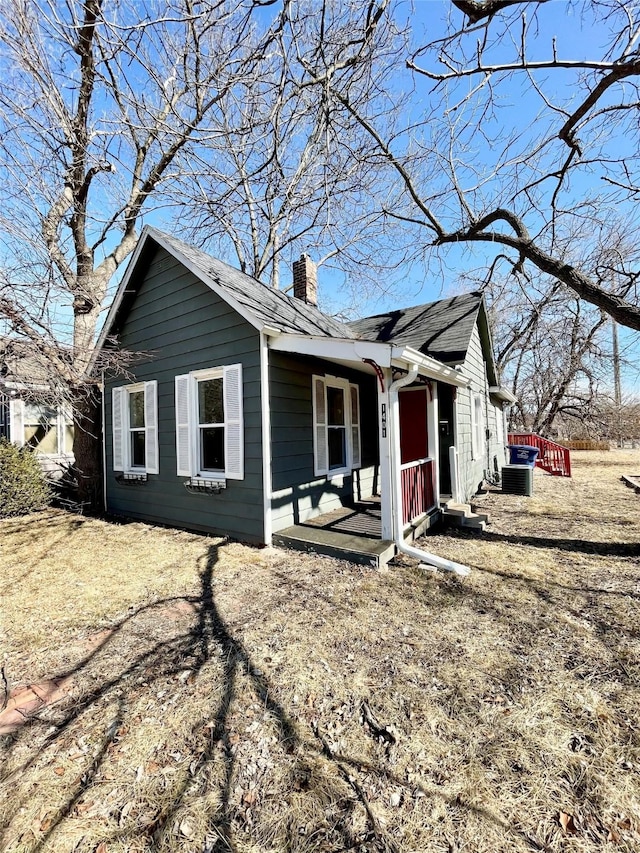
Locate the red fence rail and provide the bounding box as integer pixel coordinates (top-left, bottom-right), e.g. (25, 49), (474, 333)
(401, 458), (436, 525)
(508, 433), (572, 477)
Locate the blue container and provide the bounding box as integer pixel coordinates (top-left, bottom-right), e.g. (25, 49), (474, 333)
(508, 444), (539, 467)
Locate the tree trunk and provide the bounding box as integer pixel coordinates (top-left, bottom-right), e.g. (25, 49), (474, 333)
(71, 384), (103, 509)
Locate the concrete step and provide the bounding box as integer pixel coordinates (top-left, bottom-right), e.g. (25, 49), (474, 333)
(273, 528), (396, 569)
(461, 517), (487, 532)
(441, 502), (488, 532)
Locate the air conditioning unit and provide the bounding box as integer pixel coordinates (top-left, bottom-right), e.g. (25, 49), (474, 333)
(501, 464), (533, 496)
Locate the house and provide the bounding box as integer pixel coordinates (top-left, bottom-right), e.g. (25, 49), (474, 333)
(96, 227), (514, 566)
(0, 339), (74, 475)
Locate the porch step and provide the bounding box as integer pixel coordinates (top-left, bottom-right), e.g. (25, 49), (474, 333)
(273, 526), (396, 569)
(441, 502), (488, 532)
(403, 507), (441, 542)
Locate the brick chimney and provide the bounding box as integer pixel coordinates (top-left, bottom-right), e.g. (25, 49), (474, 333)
(292, 254), (318, 306)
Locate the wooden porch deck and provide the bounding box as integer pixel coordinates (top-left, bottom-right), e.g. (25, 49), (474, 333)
(301, 498), (382, 537)
(272, 499), (394, 568)
(272, 498), (441, 568)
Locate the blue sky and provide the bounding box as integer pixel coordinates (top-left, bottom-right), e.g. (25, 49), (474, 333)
(2, 0), (637, 395)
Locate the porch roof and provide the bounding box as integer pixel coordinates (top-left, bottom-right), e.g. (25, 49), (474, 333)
(266, 332), (470, 387)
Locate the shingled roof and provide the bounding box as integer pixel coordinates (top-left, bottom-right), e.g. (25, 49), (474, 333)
(139, 229), (355, 340)
(348, 292), (484, 363)
(102, 229), (490, 373)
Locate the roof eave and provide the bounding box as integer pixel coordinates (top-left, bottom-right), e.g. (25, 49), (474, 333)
(267, 332), (392, 367)
(489, 385), (518, 404)
(392, 345), (470, 387)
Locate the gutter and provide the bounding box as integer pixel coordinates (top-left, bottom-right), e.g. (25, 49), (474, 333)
(388, 364), (470, 578)
(489, 385), (517, 405)
(392, 345), (469, 387)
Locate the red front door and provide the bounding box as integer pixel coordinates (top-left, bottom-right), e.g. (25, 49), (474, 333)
(399, 388), (428, 463)
(398, 388), (435, 524)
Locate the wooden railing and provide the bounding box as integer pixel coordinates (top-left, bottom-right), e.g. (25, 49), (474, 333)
(508, 433), (572, 478)
(401, 457), (436, 525)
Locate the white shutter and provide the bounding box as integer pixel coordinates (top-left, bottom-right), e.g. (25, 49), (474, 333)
(223, 363), (244, 480)
(350, 384), (361, 469)
(9, 398), (24, 446)
(112, 388), (125, 471)
(175, 375), (192, 476)
(144, 381), (159, 474)
(312, 376), (328, 475)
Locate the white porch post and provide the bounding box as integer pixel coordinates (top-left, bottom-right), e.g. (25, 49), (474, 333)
(390, 385), (403, 542)
(427, 382), (439, 502)
(378, 368), (394, 541)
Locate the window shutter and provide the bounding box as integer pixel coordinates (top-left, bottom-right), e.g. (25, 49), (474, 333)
(223, 363), (244, 480)
(350, 384), (361, 469)
(175, 375), (192, 476)
(144, 381), (159, 474)
(9, 398), (25, 446)
(312, 376), (328, 475)
(112, 388), (125, 471)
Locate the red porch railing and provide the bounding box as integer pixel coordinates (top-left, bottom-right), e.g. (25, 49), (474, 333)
(401, 458), (436, 525)
(508, 433), (572, 477)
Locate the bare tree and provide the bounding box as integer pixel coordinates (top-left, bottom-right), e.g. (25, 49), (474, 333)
(487, 275), (610, 434)
(324, 0), (640, 330)
(0, 0), (293, 499)
(177, 0), (407, 303)
(0, 0), (398, 501)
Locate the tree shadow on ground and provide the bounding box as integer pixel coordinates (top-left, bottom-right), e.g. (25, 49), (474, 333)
(465, 529), (640, 559)
(0, 540), (572, 853)
(1, 545), (400, 852)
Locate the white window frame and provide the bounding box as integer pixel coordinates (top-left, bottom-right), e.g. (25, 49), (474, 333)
(495, 403), (505, 448)
(471, 391), (485, 461)
(8, 399), (74, 457)
(0, 394), (9, 440)
(312, 375), (361, 478)
(175, 364), (244, 482)
(112, 381), (159, 474)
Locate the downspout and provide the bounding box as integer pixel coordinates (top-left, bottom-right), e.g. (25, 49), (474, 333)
(389, 365), (470, 577)
(101, 369), (107, 512)
(260, 331), (273, 545)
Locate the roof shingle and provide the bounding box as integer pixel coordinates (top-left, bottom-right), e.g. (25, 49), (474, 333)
(348, 292), (483, 363)
(147, 229), (355, 340)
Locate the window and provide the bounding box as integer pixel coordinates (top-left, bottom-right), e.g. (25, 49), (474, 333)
(327, 385), (346, 470)
(312, 375), (361, 476)
(175, 364), (243, 481)
(112, 382), (158, 474)
(471, 392), (485, 460)
(0, 395), (10, 440)
(24, 403), (59, 454)
(495, 404), (505, 447)
(5, 399), (74, 455)
(128, 390), (146, 467)
(197, 375), (225, 472)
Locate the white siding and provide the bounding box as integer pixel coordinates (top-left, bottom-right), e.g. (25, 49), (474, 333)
(455, 324), (498, 502)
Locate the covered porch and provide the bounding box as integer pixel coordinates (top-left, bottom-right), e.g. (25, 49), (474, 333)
(267, 332), (470, 567)
(272, 496), (441, 568)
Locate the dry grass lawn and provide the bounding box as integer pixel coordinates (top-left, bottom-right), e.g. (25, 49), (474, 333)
(1, 451), (639, 853)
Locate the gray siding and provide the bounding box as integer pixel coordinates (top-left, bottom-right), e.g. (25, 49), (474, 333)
(455, 324), (506, 501)
(104, 247), (264, 543)
(269, 352), (378, 531)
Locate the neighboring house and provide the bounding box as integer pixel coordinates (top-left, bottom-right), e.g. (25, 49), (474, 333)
(0, 340), (74, 474)
(97, 226), (514, 553)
